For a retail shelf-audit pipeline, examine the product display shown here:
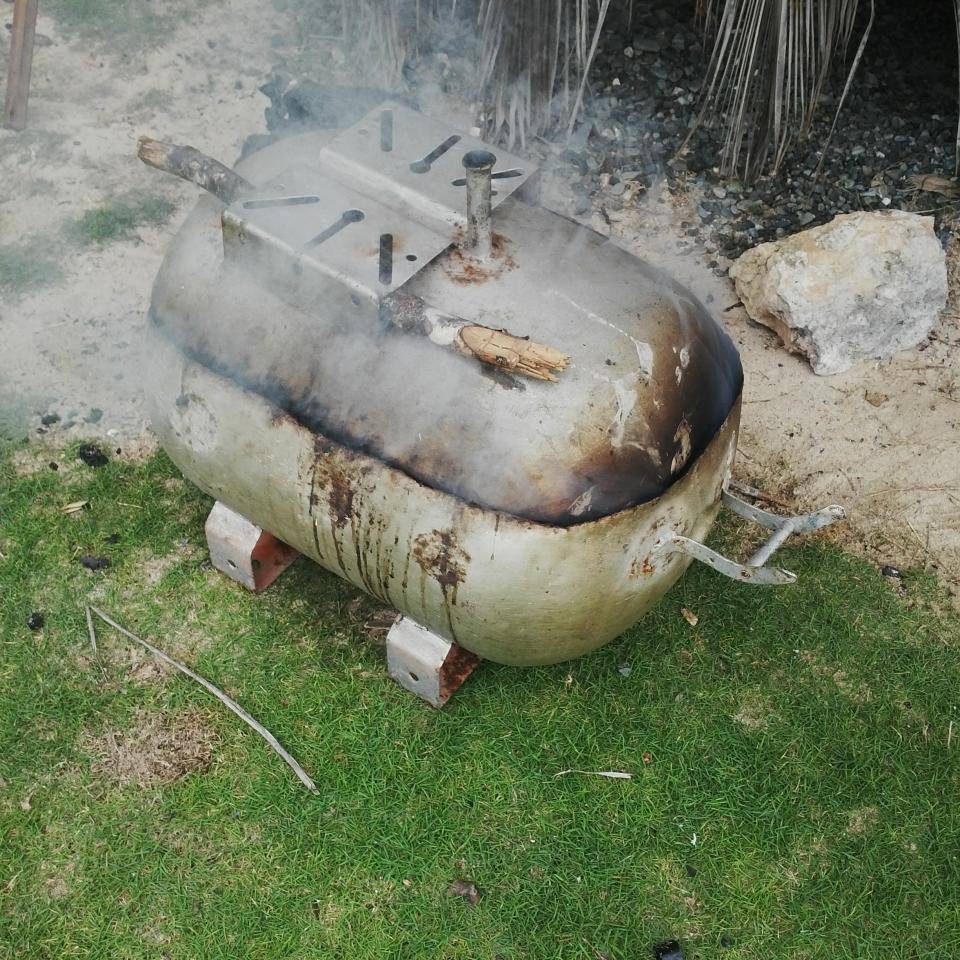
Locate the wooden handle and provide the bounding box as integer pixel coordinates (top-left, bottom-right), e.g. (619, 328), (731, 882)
(137, 137), (254, 205)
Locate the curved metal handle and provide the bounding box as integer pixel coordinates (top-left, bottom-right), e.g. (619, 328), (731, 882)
(652, 488), (846, 587)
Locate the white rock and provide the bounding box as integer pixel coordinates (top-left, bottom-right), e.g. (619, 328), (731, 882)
(729, 210), (947, 375)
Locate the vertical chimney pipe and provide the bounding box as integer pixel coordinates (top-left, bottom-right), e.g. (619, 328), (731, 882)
(461, 150), (496, 258)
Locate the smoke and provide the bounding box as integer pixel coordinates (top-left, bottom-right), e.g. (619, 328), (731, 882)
(139, 5), (740, 526)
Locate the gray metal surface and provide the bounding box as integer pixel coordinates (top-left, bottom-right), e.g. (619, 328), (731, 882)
(222, 102), (534, 304)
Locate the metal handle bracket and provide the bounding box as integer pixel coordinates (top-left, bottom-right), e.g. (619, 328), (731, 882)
(652, 488), (845, 587)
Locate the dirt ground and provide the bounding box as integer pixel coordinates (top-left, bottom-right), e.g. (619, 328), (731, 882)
(2, 1), (957, 596)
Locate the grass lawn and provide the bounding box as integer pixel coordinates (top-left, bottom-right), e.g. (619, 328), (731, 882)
(1, 440), (958, 959)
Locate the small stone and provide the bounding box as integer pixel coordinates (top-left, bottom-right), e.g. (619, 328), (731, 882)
(27, 612), (44, 631)
(617, 663), (632, 677)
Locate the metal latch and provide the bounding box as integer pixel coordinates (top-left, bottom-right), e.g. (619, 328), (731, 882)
(652, 488), (846, 586)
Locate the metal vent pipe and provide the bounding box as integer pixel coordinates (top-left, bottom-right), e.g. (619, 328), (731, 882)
(461, 149), (496, 258)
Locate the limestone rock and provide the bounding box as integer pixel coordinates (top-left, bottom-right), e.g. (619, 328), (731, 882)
(729, 211), (947, 375)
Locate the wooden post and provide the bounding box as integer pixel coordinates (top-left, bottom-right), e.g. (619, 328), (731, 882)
(4, 0), (39, 131)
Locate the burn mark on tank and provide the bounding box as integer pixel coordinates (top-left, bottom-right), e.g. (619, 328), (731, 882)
(150, 305), (741, 526)
(670, 419), (693, 476)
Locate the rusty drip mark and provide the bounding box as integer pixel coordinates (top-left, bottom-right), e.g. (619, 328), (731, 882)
(306, 456), (324, 564)
(412, 529), (471, 643)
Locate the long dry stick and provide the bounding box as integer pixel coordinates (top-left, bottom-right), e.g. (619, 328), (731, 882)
(85, 606), (98, 655)
(88, 606), (319, 795)
(566, 0), (612, 139)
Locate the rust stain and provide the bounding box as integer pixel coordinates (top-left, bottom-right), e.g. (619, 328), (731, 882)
(328, 470), (355, 528)
(442, 231), (517, 286)
(412, 529), (470, 595)
(439, 645), (482, 703)
(628, 554), (657, 580)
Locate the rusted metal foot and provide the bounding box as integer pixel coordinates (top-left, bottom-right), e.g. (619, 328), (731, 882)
(204, 501), (299, 592)
(386, 617), (480, 708)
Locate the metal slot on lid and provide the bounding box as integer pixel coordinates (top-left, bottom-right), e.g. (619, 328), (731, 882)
(221, 103), (537, 304)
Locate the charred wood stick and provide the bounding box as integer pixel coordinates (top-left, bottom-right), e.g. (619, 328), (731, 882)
(383, 291), (570, 382)
(3, 0), (39, 131)
(137, 137), (254, 205)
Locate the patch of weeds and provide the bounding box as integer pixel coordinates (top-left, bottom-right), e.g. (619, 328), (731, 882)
(64, 194), (177, 247)
(0, 240), (63, 300)
(44, 0), (198, 51)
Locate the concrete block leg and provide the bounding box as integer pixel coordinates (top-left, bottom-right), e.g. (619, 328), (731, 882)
(204, 500), (299, 592)
(386, 617), (481, 708)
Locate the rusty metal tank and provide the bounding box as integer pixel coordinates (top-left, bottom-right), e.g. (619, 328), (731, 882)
(143, 103), (833, 667)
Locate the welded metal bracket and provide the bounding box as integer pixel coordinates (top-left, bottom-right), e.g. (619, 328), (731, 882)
(221, 102), (536, 323)
(205, 501), (300, 592)
(651, 488), (845, 586)
(386, 616), (481, 708)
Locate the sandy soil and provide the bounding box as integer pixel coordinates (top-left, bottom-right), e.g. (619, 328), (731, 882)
(2, 2), (957, 596)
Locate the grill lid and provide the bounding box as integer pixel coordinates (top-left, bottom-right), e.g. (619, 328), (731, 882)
(149, 105), (743, 525)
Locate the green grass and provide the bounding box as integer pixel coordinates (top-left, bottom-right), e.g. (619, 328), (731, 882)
(1, 440), (958, 959)
(0, 241), (63, 299)
(64, 195), (177, 247)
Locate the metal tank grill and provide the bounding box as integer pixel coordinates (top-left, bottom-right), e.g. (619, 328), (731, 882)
(139, 100), (844, 705)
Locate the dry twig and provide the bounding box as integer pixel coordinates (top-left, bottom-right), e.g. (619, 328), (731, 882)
(88, 606), (319, 795)
(84, 606), (98, 656)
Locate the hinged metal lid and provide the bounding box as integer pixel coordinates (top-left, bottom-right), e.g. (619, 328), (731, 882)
(221, 102), (535, 307)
